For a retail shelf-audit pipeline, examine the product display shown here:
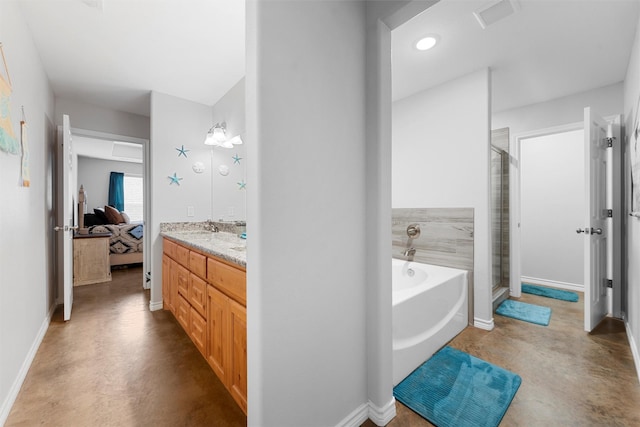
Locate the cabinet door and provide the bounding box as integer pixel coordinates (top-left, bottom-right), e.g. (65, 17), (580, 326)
(162, 254), (172, 311)
(228, 298), (247, 413)
(206, 285), (227, 382)
(176, 263), (189, 298)
(189, 273), (207, 317)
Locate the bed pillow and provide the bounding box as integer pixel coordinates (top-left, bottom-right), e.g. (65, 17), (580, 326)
(104, 205), (125, 224)
(93, 207), (109, 224)
(120, 211), (131, 224)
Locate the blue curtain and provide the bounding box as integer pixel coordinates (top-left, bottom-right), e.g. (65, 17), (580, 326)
(108, 172), (125, 211)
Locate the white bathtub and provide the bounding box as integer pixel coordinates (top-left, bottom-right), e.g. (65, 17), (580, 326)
(392, 258), (468, 385)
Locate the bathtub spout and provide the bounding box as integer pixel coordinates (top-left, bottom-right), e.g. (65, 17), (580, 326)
(403, 247), (416, 257)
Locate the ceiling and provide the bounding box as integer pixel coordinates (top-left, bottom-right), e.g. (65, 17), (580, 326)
(392, 0), (640, 112)
(18, 0), (245, 117)
(17, 1), (640, 118)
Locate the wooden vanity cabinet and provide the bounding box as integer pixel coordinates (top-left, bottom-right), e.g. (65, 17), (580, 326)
(162, 237), (247, 414)
(228, 298), (247, 411)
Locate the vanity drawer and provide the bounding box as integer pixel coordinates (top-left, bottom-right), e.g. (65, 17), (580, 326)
(189, 273), (207, 317)
(176, 263), (189, 298)
(175, 294), (190, 332)
(163, 239), (177, 259)
(190, 307), (207, 356)
(189, 251), (207, 280)
(176, 244), (190, 268)
(207, 257), (246, 305)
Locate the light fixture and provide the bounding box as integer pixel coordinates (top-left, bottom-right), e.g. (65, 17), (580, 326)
(227, 135), (243, 146)
(204, 122), (227, 146)
(416, 35), (439, 51)
(204, 122), (244, 148)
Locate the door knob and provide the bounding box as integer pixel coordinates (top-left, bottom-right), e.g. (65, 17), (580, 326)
(576, 228), (587, 234)
(54, 226), (65, 232)
(591, 227), (603, 235)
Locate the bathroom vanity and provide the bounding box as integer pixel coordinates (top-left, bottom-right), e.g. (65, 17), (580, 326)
(161, 227), (247, 414)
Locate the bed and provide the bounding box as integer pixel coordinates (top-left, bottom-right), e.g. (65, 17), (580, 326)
(86, 223), (143, 266)
(77, 186), (144, 266)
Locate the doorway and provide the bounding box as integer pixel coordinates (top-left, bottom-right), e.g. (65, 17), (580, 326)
(519, 127), (585, 293)
(57, 125), (150, 317)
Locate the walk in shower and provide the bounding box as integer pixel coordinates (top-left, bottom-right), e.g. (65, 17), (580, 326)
(491, 128), (510, 308)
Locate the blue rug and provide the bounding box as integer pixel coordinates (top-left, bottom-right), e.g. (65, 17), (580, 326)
(522, 283), (579, 302)
(394, 346), (521, 427)
(496, 299), (551, 326)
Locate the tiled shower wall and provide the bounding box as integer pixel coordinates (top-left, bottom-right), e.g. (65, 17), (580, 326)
(391, 208), (474, 271)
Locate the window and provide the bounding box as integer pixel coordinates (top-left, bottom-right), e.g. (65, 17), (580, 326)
(124, 175), (144, 222)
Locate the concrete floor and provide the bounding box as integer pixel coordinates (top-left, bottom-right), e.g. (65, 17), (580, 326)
(368, 291), (640, 427)
(6, 266), (246, 427)
(7, 267), (640, 426)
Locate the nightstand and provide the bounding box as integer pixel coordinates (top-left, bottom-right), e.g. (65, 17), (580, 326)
(73, 233), (112, 286)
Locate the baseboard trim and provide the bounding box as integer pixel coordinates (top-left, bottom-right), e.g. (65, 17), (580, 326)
(149, 300), (163, 311)
(0, 303), (56, 425)
(625, 321), (640, 384)
(521, 276), (584, 293)
(368, 397), (396, 426)
(335, 397), (397, 427)
(474, 317), (495, 331)
(335, 403), (369, 427)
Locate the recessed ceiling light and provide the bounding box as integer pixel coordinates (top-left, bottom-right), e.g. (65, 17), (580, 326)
(416, 35), (439, 51)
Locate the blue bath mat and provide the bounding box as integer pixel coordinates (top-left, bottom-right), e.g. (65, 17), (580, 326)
(496, 299), (551, 326)
(522, 283), (579, 302)
(394, 346), (521, 427)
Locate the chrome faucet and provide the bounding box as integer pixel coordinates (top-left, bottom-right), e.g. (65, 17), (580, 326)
(403, 247), (416, 257)
(206, 220), (219, 233)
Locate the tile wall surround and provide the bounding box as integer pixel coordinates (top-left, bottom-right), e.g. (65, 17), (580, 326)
(391, 208), (474, 272)
(160, 220), (246, 235)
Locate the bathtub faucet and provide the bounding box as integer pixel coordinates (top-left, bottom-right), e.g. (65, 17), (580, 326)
(403, 247), (416, 257)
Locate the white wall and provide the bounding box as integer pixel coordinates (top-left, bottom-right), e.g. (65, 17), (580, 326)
(623, 12), (640, 381)
(493, 82), (624, 134)
(392, 69), (493, 328)
(77, 157), (143, 209)
(0, 1), (56, 423)
(247, 1), (369, 425)
(211, 78), (246, 221)
(55, 97), (150, 140)
(520, 130), (584, 288)
(149, 91), (213, 309)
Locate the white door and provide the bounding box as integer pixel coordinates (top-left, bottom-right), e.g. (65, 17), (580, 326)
(56, 114), (76, 321)
(582, 107), (608, 332)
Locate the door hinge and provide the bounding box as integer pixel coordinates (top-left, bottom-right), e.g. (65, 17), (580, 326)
(607, 209), (613, 218)
(606, 279), (613, 288)
(607, 137), (614, 148)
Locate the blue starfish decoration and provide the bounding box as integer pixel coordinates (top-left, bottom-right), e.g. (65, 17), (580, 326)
(176, 145), (190, 157)
(168, 173), (183, 185)
(232, 154), (242, 165)
(237, 180), (246, 190)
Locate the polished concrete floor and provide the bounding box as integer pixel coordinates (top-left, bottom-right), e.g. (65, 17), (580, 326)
(7, 271), (640, 426)
(369, 291), (640, 427)
(6, 266), (246, 427)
